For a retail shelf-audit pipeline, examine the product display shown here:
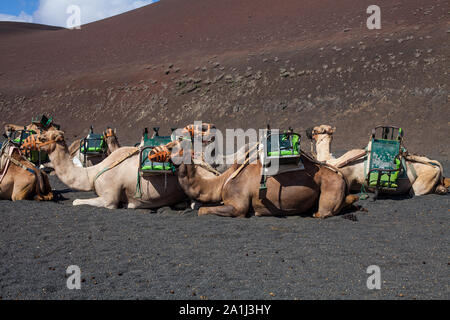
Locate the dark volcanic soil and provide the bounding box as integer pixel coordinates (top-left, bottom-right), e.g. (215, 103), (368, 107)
(0, 0), (449, 155)
(0, 166), (449, 300)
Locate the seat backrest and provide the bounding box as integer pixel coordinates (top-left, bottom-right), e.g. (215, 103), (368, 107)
(143, 136), (172, 147)
(265, 132), (300, 156)
(369, 138), (400, 170)
(82, 133), (105, 153)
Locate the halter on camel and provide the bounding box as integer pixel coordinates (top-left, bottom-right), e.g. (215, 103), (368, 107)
(0, 140), (39, 184)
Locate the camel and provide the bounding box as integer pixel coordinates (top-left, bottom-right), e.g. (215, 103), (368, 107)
(20, 129), (218, 209)
(161, 140), (359, 218)
(307, 125), (449, 196)
(4, 119), (59, 138)
(0, 140), (53, 201)
(68, 127), (121, 167)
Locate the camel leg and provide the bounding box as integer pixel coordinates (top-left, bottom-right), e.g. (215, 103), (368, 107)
(444, 178), (450, 189)
(11, 179), (34, 201)
(313, 182), (356, 219)
(198, 204), (247, 218)
(73, 197), (118, 209)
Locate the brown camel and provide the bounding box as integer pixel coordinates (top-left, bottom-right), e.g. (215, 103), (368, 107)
(0, 140), (53, 201)
(162, 140), (358, 218)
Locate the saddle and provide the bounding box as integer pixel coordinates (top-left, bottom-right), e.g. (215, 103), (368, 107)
(10, 130), (49, 166)
(365, 126), (405, 194)
(258, 127), (304, 189)
(139, 127), (175, 175)
(79, 126), (107, 166)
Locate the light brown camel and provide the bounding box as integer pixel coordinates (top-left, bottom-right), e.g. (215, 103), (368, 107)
(0, 140), (53, 201)
(162, 140), (358, 218)
(307, 125), (449, 196)
(20, 129), (218, 209)
(68, 127), (121, 167)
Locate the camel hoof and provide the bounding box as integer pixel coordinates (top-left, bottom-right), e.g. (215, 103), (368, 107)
(198, 208), (208, 216)
(313, 213), (323, 219)
(73, 199), (82, 206)
(435, 185), (447, 195)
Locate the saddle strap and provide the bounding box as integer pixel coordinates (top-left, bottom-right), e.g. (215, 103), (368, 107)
(0, 151), (35, 184)
(336, 150), (368, 168)
(222, 142), (260, 189)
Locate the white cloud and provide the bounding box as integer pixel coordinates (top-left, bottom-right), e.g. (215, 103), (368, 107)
(0, 11), (34, 23)
(0, 0), (155, 27)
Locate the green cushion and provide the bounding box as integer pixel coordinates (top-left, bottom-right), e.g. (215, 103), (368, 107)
(141, 163), (173, 171)
(140, 146), (174, 172)
(368, 160), (401, 188)
(268, 150), (300, 156)
(81, 146), (104, 152)
(81, 134), (105, 153)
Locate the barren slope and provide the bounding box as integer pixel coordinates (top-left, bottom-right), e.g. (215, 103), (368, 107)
(0, 0), (448, 155)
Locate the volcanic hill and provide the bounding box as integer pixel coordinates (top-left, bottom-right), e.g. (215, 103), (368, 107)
(0, 0), (448, 155)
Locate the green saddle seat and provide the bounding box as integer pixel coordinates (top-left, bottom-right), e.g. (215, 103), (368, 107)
(13, 130), (49, 164)
(140, 135), (174, 173)
(367, 138), (401, 189)
(266, 133), (300, 158)
(81, 134), (106, 153)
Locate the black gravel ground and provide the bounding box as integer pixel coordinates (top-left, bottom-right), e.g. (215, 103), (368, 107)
(0, 164), (448, 300)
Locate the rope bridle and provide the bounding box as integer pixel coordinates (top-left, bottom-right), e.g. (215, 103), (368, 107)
(104, 128), (115, 138)
(20, 134), (58, 151)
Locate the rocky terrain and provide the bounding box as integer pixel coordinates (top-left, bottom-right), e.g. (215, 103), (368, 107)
(0, 0), (448, 155)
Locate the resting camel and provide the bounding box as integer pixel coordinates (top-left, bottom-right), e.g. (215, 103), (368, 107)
(20, 128), (218, 209)
(307, 125), (449, 196)
(68, 127), (121, 167)
(161, 140), (359, 218)
(4, 121), (59, 138)
(0, 140), (53, 201)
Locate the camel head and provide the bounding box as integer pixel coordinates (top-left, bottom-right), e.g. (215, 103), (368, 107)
(21, 130), (66, 154)
(306, 125), (335, 142)
(180, 123), (216, 144)
(103, 127), (117, 139)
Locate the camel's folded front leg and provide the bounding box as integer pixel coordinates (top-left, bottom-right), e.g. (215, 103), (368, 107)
(73, 197), (118, 209)
(198, 205), (246, 218)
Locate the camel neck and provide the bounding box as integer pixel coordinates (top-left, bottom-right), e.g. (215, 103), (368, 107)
(49, 143), (94, 191)
(315, 136), (333, 162)
(107, 137), (120, 152)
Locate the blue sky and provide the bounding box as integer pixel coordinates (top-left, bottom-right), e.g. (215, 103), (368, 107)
(0, 1), (39, 16)
(0, 0), (158, 27)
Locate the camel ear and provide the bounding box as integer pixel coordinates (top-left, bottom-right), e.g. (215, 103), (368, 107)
(55, 134), (64, 142)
